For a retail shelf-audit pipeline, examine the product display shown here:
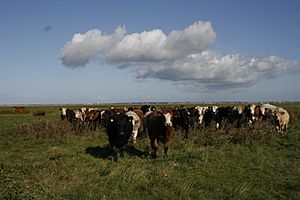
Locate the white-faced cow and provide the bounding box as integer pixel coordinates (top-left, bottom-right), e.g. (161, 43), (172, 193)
(59, 108), (85, 132)
(125, 110), (142, 144)
(145, 108), (174, 158)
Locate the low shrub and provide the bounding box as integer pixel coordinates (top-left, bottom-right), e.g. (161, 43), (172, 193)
(7, 120), (73, 143)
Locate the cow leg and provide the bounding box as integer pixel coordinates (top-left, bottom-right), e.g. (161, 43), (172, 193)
(92, 121), (97, 131)
(112, 146), (119, 162)
(151, 139), (159, 159)
(163, 145), (169, 158)
(131, 129), (138, 144)
(163, 140), (171, 158)
(183, 127), (189, 140)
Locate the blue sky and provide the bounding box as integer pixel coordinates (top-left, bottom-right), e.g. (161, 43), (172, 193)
(1, 0), (300, 104)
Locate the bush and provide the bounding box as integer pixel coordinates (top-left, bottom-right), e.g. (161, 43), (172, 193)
(7, 120), (73, 143)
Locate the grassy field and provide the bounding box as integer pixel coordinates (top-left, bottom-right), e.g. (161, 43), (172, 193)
(0, 103), (299, 199)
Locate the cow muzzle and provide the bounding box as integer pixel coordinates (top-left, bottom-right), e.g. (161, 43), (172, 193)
(164, 122), (172, 127)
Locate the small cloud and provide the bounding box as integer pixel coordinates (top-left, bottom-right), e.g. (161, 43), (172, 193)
(43, 25), (52, 32)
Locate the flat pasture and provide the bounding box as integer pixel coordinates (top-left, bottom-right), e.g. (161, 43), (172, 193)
(0, 103), (299, 199)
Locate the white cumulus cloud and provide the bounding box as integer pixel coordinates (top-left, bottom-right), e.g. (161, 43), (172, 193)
(59, 21), (300, 90)
(59, 26), (126, 67)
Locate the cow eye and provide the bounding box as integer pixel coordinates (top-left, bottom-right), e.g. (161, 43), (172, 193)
(110, 119), (114, 122)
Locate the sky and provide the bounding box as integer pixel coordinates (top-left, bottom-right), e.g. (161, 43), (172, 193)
(1, 0), (300, 104)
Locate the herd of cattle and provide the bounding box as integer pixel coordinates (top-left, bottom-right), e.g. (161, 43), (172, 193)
(59, 103), (290, 160)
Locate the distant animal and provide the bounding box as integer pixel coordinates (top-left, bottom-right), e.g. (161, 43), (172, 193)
(145, 108), (174, 158)
(105, 113), (133, 161)
(12, 106), (25, 113)
(33, 111), (46, 116)
(273, 108), (290, 132)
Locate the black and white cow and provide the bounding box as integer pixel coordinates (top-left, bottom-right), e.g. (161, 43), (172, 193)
(215, 106), (240, 128)
(140, 105), (156, 115)
(187, 107), (200, 128)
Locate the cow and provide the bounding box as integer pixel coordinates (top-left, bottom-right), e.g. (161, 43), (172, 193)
(84, 109), (102, 131)
(215, 106), (240, 128)
(273, 108), (290, 132)
(145, 108), (174, 158)
(172, 107), (190, 139)
(215, 107), (228, 129)
(195, 106), (208, 125)
(260, 103), (278, 115)
(59, 108), (67, 120)
(140, 105), (156, 115)
(33, 111), (46, 116)
(141, 106), (156, 138)
(125, 110), (142, 143)
(250, 104), (257, 120)
(259, 103), (278, 121)
(239, 105), (253, 126)
(195, 105), (218, 126)
(253, 105), (262, 122)
(105, 113), (133, 161)
(59, 108), (85, 132)
(12, 106), (25, 113)
(203, 106), (215, 127)
(186, 106), (200, 128)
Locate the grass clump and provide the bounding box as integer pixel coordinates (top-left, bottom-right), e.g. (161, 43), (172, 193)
(7, 120), (72, 143)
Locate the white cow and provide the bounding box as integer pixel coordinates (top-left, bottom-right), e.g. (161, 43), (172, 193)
(126, 111), (141, 144)
(273, 108), (290, 132)
(260, 103), (278, 115)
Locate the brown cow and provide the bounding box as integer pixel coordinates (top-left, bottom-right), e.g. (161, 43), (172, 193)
(253, 105), (262, 122)
(12, 106), (25, 113)
(84, 109), (102, 131)
(146, 108), (174, 158)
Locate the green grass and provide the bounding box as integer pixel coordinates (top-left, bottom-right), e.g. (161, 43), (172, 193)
(0, 104), (300, 199)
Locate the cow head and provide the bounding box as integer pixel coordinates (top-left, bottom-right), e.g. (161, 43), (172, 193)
(59, 108), (67, 120)
(161, 109), (173, 127)
(107, 114), (133, 142)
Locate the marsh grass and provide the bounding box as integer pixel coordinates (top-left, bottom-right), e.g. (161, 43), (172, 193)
(7, 120), (73, 144)
(0, 106), (300, 199)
